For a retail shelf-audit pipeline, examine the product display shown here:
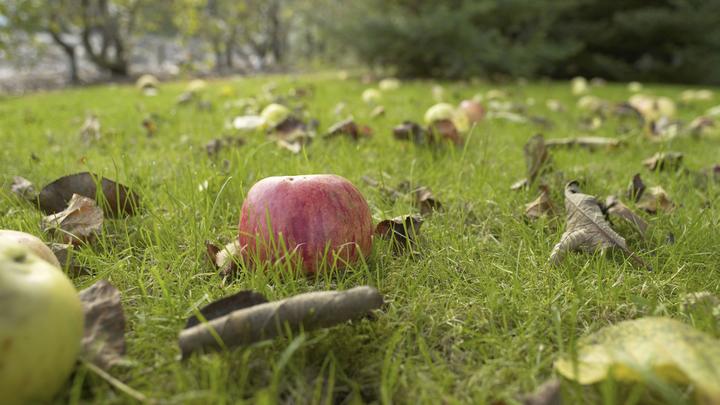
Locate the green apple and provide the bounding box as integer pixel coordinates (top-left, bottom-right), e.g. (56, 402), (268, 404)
(260, 103), (291, 129)
(424, 103), (469, 133)
(0, 242), (83, 404)
(0, 230), (61, 268)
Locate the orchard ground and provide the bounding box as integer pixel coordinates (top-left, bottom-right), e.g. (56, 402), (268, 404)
(1, 72), (719, 404)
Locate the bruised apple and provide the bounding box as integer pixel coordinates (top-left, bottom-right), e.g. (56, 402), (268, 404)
(0, 242), (83, 404)
(238, 175), (373, 273)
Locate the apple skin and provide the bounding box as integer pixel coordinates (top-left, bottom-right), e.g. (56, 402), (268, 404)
(238, 175), (373, 273)
(459, 100), (485, 123)
(0, 242), (84, 404)
(0, 229), (61, 268)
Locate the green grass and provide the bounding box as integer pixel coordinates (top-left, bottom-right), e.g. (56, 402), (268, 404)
(1, 72), (719, 404)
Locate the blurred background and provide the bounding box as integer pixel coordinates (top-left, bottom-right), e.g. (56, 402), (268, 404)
(1, 0), (719, 92)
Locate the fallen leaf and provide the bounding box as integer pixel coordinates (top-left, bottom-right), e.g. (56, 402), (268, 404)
(179, 286), (383, 357)
(415, 187), (442, 216)
(605, 195), (648, 237)
(205, 136), (246, 158)
(10, 176), (36, 200)
(393, 121), (430, 144)
(643, 152), (683, 172)
(512, 134), (551, 190)
(141, 117), (157, 137)
(522, 378), (562, 405)
(549, 182), (647, 269)
(688, 116), (714, 137)
(544, 137), (622, 151)
(185, 290), (268, 328)
(276, 139), (302, 154)
(42, 194), (104, 244)
(627, 174), (646, 202)
(637, 186), (674, 214)
(525, 185), (557, 220)
(555, 317), (720, 404)
(50, 242), (90, 276)
(647, 117), (681, 141)
(324, 118), (371, 140)
(79, 280), (127, 370)
(79, 114), (101, 143)
(375, 214), (423, 252)
(429, 119), (463, 146)
(38, 172), (140, 217)
(206, 239), (244, 276)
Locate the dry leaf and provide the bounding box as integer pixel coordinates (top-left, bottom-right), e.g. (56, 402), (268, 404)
(555, 317), (720, 405)
(643, 152), (683, 172)
(10, 176), (35, 200)
(429, 119), (463, 146)
(393, 121), (430, 145)
(415, 187), (442, 216)
(205, 136), (246, 158)
(141, 117), (157, 137)
(375, 215), (423, 253)
(544, 137), (622, 151)
(525, 185), (557, 220)
(637, 186), (674, 214)
(79, 114), (101, 143)
(647, 117), (681, 141)
(50, 242), (90, 276)
(688, 116), (715, 137)
(549, 182), (647, 269)
(605, 195), (649, 237)
(42, 194), (103, 244)
(522, 379), (562, 405)
(38, 172), (140, 217)
(185, 290), (268, 329)
(512, 134), (551, 190)
(179, 286), (383, 357)
(324, 118), (371, 140)
(627, 173), (646, 202)
(206, 240), (245, 276)
(79, 280), (127, 370)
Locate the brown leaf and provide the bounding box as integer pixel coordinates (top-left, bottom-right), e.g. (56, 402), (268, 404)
(79, 114), (101, 143)
(647, 117), (681, 141)
(179, 286), (383, 357)
(375, 214), (423, 252)
(185, 290), (268, 329)
(522, 378), (562, 405)
(276, 139), (302, 154)
(10, 176), (36, 200)
(50, 242), (90, 276)
(605, 195), (649, 237)
(142, 117), (157, 137)
(550, 181), (648, 269)
(206, 240), (245, 276)
(525, 185), (557, 220)
(637, 186), (674, 214)
(627, 173), (646, 202)
(429, 119), (463, 146)
(324, 118), (371, 141)
(544, 136), (622, 151)
(415, 187), (442, 216)
(205, 136), (246, 158)
(42, 194), (104, 244)
(643, 152), (683, 172)
(38, 172), (140, 217)
(271, 116), (307, 137)
(79, 280), (126, 370)
(512, 134), (551, 190)
(393, 121), (431, 144)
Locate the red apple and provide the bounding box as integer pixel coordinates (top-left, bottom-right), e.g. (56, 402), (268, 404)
(459, 99), (485, 123)
(238, 175), (373, 273)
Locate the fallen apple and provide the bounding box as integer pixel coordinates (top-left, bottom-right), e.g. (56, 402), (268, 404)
(260, 103), (291, 130)
(238, 175), (373, 273)
(459, 99), (485, 123)
(0, 229), (61, 268)
(424, 103), (469, 137)
(0, 241), (84, 404)
(361, 88), (382, 104)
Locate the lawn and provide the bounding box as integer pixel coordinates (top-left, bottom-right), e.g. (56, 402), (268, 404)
(1, 72), (719, 404)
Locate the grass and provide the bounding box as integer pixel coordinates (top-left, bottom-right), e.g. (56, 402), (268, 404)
(1, 71), (719, 404)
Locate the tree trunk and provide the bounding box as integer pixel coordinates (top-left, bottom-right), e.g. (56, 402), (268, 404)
(48, 30), (80, 84)
(268, 0), (283, 65)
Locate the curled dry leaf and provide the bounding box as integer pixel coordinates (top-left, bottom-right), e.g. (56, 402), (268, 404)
(50, 242), (90, 276)
(393, 121), (430, 145)
(627, 173), (646, 202)
(522, 378), (562, 405)
(555, 317), (720, 404)
(185, 290), (268, 329)
(206, 239), (244, 276)
(549, 182), (647, 269)
(544, 136), (622, 151)
(525, 185), (557, 220)
(42, 194), (104, 245)
(38, 172), (140, 217)
(415, 186), (441, 216)
(79, 114), (101, 143)
(429, 119), (463, 146)
(178, 286), (383, 357)
(605, 195), (648, 237)
(643, 152), (683, 172)
(375, 214), (423, 252)
(79, 280), (127, 370)
(637, 186), (674, 214)
(324, 118), (372, 141)
(512, 134), (551, 191)
(10, 176), (36, 200)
